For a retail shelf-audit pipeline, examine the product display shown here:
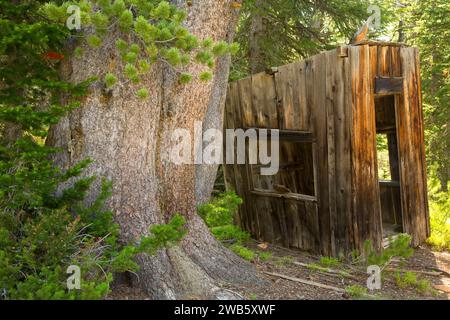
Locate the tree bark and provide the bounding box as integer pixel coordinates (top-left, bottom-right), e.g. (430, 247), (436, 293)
(194, 7), (237, 206)
(0, 122), (22, 146)
(47, 0), (261, 299)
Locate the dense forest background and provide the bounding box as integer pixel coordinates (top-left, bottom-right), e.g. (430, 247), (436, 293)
(0, 0), (448, 299)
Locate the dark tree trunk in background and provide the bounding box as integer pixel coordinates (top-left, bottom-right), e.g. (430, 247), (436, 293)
(249, 0), (267, 74)
(398, 20), (405, 43)
(47, 0), (261, 299)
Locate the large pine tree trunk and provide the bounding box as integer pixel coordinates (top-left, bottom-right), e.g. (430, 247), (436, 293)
(47, 0), (261, 299)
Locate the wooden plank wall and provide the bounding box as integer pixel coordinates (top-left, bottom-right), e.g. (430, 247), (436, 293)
(224, 44), (429, 255)
(224, 48), (350, 255)
(397, 47), (430, 244)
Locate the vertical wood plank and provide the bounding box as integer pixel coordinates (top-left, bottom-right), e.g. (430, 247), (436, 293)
(250, 73), (278, 241)
(251, 72), (278, 128)
(414, 48), (430, 237)
(310, 53), (332, 255)
(326, 50), (338, 256)
(274, 62), (310, 130)
(237, 77), (259, 236)
(328, 47), (353, 254)
(370, 45), (384, 249)
(397, 47), (430, 245)
(349, 45), (383, 252)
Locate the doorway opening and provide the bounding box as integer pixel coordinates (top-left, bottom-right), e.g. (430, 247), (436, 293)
(375, 95), (403, 239)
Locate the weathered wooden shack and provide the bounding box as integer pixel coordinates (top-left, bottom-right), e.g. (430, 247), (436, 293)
(223, 41), (430, 256)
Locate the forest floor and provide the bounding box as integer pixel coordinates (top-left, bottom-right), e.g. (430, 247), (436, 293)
(110, 241), (450, 300)
(223, 241), (450, 300)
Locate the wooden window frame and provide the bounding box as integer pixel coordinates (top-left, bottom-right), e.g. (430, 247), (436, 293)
(243, 128), (318, 203)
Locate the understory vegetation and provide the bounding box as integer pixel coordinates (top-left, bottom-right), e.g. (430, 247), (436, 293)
(0, 138), (187, 299)
(362, 235), (414, 266)
(198, 192), (253, 261)
(427, 169), (450, 251)
(324, 235), (437, 299)
(200, 191), (437, 298)
(350, 236), (436, 298)
(198, 192), (271, 263)
(198, 191), (249, 244)
(0, 124), (187, 299)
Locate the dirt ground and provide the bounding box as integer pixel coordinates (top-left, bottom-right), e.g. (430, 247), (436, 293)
(224, 241), (450, 300)
(109, 241), (450, 300)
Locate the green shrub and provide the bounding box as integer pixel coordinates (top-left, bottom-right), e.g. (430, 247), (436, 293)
(319, 256), (341, 268)
(277, 255), (294, 266)
(210, 224), (250, 243)
(345, 285), (368, 299)
(416, 279), (432, 294)
(198, 191), (243, 228)
(0, 147), (186, 300)
(199, 192), (257, 261)
(307, 263), (325, 272)
(394, 271), (434, 295)
(427, 174), (450, 251)
(0, 154), (186, 299)
(249, 293), (258, 300)
(395, 271), (418, 289)
(364, 234), (414, 266)
(258, 252), (272, 262)
(230, 244), (256, 261)
(199, 191), (250, 244)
